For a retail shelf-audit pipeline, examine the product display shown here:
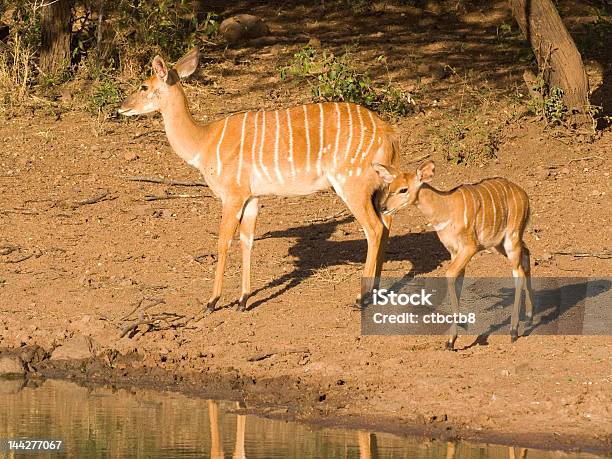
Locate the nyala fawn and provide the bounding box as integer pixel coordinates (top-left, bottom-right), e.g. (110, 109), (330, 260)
(373, 160), (534, 350)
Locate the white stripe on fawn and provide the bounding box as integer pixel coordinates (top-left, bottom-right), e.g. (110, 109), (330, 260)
(259, 110), (271, 180)
(343, 104), (353, 160)
(274, 110), (284, 183)
(351, 105), (365, 164)
(490, 180), (507, 226)
(459, 188), (468, 226)
(303, 105), (311, 173)
(236, 111), (249, 183)
(333, 103), (341, 169)
(251, 111), (261, 178)
(286, 108), (296, 178)
(474, 186), (487, 238)
(216, 117), (229, 176)
(361, 110), (377, 161)
(317, 103), (324, 176)
(482, 181), (497, 234)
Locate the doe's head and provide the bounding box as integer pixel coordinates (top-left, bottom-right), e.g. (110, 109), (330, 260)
(372, 160), (435, 215)
(118, 47), (199, 117)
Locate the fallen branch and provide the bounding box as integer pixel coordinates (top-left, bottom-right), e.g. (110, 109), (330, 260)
(553, 251), (611, 259)
(120, 297), (165, 321)
(71, 190), (114, 208)
(247, 347), (310, 362)
(0, 208), (39, 215)
(302, 210), (352, 225)
(144, 193), (211, 201)
(122, 175), (208, 187)
(568, 155), (604, 163)
(2, 249), (42, 264)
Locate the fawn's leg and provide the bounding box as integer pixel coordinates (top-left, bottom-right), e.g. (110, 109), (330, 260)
(521, 243), (534, 325)
(206, 197), (247, 313)
(375, 213), (393, 279)
(505, 237), (527, 342)
(445, 248), (475, 350)
(237, 197), (259, 312)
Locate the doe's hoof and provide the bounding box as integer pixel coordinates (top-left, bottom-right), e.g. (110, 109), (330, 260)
(444, 341), (455, 351)
(510, 329), (519, 343)
(236, 299), (248, 312)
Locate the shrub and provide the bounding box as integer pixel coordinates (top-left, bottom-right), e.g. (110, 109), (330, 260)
(280, 46), (414, 117)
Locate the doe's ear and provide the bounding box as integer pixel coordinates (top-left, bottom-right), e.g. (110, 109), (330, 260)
(174, 47), (199, 79)
(372, 162), (398, 184)
(152, 55), (169, 81)
(416, 160), (435, 183)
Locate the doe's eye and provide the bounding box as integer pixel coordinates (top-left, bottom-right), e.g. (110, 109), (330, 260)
(398, 187), (409, 194)
(140, 85), (149, 91)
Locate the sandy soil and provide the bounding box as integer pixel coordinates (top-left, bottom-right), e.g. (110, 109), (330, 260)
(0, 0), (611, 454)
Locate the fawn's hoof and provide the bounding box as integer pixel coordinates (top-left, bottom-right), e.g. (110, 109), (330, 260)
(444, 341), (455, 351)
(525, 315), (533, 327)
(510, 329), (519, 343)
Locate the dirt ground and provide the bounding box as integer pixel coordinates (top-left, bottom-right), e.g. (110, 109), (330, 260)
(0, 0), (611, 454)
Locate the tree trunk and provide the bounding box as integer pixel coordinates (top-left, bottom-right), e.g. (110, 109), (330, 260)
(39, 0), (74, 77)
(510, 0), (591, 126)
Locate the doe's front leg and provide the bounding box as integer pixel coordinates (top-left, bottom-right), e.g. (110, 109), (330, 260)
(206, 197), (246, 314)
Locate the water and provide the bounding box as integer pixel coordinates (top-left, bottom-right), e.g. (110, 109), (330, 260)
(0, 379), (603, 458)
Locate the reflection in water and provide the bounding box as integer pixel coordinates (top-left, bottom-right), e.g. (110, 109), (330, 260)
(0, 379), (604, 458)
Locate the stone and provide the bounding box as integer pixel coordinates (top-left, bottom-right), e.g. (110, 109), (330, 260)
(219, 14), (270, 45)
(0, 355), (26, 377)
(50, 335), (101, 361)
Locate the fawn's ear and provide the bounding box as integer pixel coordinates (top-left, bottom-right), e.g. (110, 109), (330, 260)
(416, 160), (435, 183)
(372, 162), (398, 184)
(174, 47), (199, 79)
(152, 56), (169, 81)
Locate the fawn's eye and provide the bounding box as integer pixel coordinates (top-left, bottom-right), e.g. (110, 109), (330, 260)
(140, 85), (149, 91)
(398, 187), (409, 194)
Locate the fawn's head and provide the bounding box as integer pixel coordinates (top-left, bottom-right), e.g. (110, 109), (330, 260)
(373, 160), (436, 215)
(118, 48), (199, 116)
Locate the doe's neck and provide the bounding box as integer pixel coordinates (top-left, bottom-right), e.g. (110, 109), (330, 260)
(160, 86), (206, 163)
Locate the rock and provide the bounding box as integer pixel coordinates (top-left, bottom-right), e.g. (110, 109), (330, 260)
(124, 150), (139, 161)
(307, 37), (322, 49)
(0, 355), (26, 378)
(219, 14), (270, 45)
(50, 335), (101, 361)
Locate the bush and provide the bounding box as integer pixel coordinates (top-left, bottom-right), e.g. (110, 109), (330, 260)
(280, 46), (414, 117)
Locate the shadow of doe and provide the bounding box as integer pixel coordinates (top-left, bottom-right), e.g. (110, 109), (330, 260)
(236, 216), (449, 311)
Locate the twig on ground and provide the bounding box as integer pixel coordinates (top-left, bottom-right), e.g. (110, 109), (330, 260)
(553, 251), (611, 259)
(568, 155), (604, 164)
(120, 297), (165, 321)
(302, 210), (352, 225)
(0, 208), (39, 215)
(1, 249), (42, 264)
(131, 130), (165, 140)
(247, 348), (310, 362)
(144, 193), (211, 201)
(71, 190), (114, 208)
(122, 176), (208, 187)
